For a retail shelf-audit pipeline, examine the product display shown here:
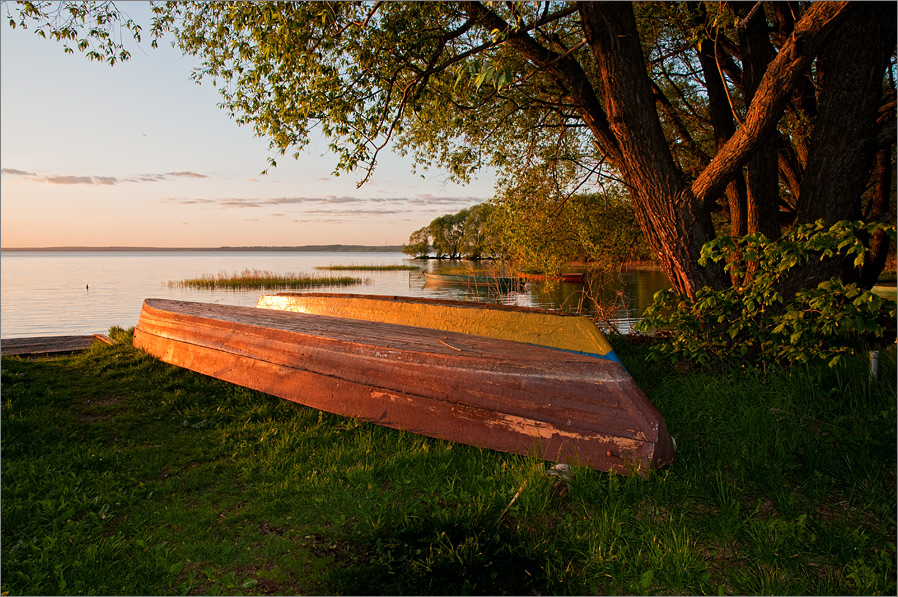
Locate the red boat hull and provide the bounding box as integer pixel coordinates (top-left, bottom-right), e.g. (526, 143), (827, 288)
(133, 298), (675, 473)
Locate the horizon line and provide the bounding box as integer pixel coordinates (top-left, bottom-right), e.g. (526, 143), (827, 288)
(1, 244), (405, 252)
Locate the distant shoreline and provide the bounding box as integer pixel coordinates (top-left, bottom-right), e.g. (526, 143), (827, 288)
(1, 245), (404, 253)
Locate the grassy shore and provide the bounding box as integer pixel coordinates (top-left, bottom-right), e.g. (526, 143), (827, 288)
(167, 268), (367, 290)
(1, 330), (895, 595)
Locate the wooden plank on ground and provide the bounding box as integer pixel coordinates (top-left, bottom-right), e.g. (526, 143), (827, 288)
(1, 334), (112, 357)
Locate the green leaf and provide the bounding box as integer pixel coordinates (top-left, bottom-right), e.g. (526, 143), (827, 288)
(169, 561), (186, 576)
(640, 569), (654, 589)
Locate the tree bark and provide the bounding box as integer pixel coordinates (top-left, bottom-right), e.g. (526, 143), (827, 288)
(859, 146), (894, 288)
(734, 2), (782, 241)
(781, 2), (895, 295)
(795, 3), (895, 225)
(697, 37), (747, 238)
(579, 1), (725, 298)
(691, 1), (853, 207)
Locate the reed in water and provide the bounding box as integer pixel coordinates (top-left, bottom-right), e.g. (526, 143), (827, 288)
(315, 264), (419, 271)
(168, 268), (367, 290)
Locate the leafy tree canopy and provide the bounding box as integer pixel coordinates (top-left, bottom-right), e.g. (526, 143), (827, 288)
(9, 1), (896, 299)
(488, 168), (651, 274)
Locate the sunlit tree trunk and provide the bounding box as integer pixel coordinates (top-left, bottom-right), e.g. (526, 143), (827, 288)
(579, 2), (726, 298)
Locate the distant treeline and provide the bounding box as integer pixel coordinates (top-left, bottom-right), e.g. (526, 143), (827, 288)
(2, 245), (404, 253)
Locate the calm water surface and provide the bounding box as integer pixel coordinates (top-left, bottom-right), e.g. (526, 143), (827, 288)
(0, 251), (669, 339)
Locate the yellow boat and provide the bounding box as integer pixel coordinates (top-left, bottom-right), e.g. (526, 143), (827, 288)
(256, 292), (619, 362)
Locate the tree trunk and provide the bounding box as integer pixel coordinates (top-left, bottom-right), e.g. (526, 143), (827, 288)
(858, 146), (894, 288)
(579, 1), (725, 298)
(795, 3), (894, 225)
(697, 36), (747, 239)
(735, 3), (782, 241)
(782, 2), (895, 295)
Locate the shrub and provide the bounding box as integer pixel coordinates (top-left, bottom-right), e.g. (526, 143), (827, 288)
(637, 220), (897, 368)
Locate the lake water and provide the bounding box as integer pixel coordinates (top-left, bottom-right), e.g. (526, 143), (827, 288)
(0, 251), (669, 339)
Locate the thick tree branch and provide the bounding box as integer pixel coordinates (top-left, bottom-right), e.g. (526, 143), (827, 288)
(460, 1), (621, 164)
(650, 80), (711, 168)
(691, 1), (854, 207)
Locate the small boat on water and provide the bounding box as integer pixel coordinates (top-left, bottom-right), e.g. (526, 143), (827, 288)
(519, 272), (585, 283)
(423, 271), (524, 289)
(133, 295), (676, 473)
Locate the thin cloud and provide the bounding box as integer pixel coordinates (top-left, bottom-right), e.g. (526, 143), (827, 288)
(2, 169), (210, 185)
(159, 195), (486, 210)
(158, 197), (217, 205)
(131, 174), (168, 183)
(298, 208), (406, 216)
(45, 174), (118, 185)
(166, 171), (209, 179)
(293, 217), (350, 224)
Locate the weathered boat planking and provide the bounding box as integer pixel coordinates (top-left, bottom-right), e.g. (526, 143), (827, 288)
(133, 297), (676, 473)
(257, 293), (619, 361)
(1, 334), (112, 357)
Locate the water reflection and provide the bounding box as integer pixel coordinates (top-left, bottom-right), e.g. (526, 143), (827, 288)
(0, 251), (670, 338)
(417, 260), (670, 333)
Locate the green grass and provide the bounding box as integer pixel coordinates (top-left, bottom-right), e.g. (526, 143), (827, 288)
(2, 329), (895, 595)
(314, 264), (420, 271)
(167, 268), (368, 290)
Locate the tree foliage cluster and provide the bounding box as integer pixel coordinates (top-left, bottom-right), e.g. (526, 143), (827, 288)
(487, 175), (652, 273)
(402, 204), (491, 259)
(639, 220), (897, 368)
(403, 178), (651, 269)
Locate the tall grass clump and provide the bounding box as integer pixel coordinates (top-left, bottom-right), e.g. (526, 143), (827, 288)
(2, 329), (894, 595)
(167, 268), (368, 290)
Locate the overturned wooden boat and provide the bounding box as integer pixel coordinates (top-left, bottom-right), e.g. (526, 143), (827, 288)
(133, 296), (675, 473)
(257, 293), (619, 361)
(871, 284), (897, 302)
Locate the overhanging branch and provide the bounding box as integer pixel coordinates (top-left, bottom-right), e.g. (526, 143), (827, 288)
(691, 1), (854, 206)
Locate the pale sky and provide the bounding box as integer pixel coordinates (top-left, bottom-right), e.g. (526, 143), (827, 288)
(0, 4), (496, 248)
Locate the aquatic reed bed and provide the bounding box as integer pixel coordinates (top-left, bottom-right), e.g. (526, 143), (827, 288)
(167, 268), (367, 290)
(315, 264), (420, 271)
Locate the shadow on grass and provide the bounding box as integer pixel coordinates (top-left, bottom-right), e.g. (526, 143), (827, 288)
(329, 513), (547, 596)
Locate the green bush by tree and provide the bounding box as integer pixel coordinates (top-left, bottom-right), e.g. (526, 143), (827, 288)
(637, 220), (897, 368)
(487, 171), (652, 274)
